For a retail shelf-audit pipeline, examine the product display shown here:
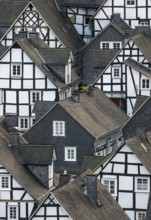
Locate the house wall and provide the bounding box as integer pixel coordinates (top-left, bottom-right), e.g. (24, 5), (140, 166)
(94, 38), (151, 116)
(0, 43), (58, 130)
(93, 1), (151, 35)
(24, 104), (95, 174)
(79, 25), (124, 85)
(0, 164), (36, 219)
(0, 4), (64, 48)
(97, 144), (151, 220)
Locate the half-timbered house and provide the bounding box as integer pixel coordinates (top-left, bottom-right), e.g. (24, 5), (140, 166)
(75, 14), (133, 85)
(92, 0), (151, 36)
(0, 0), (84, 53)
(24, 88), (128, 174)
(0, 34), (80, 131)
(57, 0), (104, 42)
(94, 133), (151, 220)
(93, 29), (151, 116)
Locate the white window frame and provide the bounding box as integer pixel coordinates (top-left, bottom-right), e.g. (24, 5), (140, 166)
(30, 91), (41, 104)
(0, 175), (10, 190)
(112, 66), (121, 78)
(140, 21), (149, 26)
(113, 42), (121, 49)
(8, 204), (18, 220)
(136, 211), (146, 220)
(11, 64), (22, 77)
(101, 42), (109, 49)
(135, 177), (150, 192)
(65, 147), (77, 161)
(102, 178), (117, 196)
(53, 121), (65, 136)
(141, 78), (150, 89)
(19, 117), (29, 130)
(126, 0), (135, 7)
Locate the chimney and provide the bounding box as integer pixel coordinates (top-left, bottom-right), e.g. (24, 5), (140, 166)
(29, 29), (40, 48)
(14, 29), (28, 41)
(87, 86), (94, 97)
(9, 128), (20, 148)
(59, 170), (71, 186)
(85, 175), (97, 206)
(4, 114), (18, 130)
(72, 90), (80, 102)
(111, 13), (121, 22)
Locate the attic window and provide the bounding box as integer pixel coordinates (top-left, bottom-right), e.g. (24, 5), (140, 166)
(53, 121), (65, 136)
(135, 177), (149, 192)
(0, 175), (10, 190)
(126, 0), (135, 6)
(11, 64), (22, 77)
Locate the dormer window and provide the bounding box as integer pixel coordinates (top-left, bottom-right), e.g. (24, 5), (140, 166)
(11, 64), (22, 77)
(101, 42), (109, 49)
(126, 0), (135, 6)
(101, 42), (121, 49)
(113, 42), (121, 49)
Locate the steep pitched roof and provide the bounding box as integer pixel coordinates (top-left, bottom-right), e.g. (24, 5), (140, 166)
(18, 145), (55, 165)
(52, 170), (130, 220)
(0, 0), (84, 53)
(57, 0), (104, 8)
(59, 88), (128, 139)
(126, 132), (151, 174)
(132, 33), (151, 63)
(81, 156), (105, 172)
(2, 39), (79, 89)
(124, 57), (151, 79)
(0, 117), (49, 202)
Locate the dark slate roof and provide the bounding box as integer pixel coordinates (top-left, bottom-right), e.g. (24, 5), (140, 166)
(37, 48), (71, 65)
(57, 0), (104, 8)
(32, 0), (84, 53)
(0, 46), (9, 57)
(132, 33), (151, 63)
(52, 170), (130, 220)
(59, 88), (128, 139)
(0, 1), (28, 26)
(124, 58), (151, 79)
(33, 101), (56, 115)
(81, 156), (106, 172)
(0, 117), (49, 202)
(146, 193), (151, 220)
(7, 38), (79, 88)
(133, 95), (148, 114)
(126, 132), (151, 174)
(18, 145), (54, 165)
(0, 0), (84, 53)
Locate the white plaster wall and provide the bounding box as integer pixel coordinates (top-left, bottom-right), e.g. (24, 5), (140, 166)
(113, 164), (125, 173)
(11, 48), (22, 62)
(6, 105), (17, 114)
(0, 64), (9, 78)
(19, 106), (29, 116)
(0, 191), (10, 200)
(23, 80), (33, 89)
(13, 190), (25, 200)
(6, 91), (16, 103)
(118, 192), (133, 208)
(0, 79), (9, 88)
(119, 176), (133, 190)
(11, 80), (21, 89)
(127, 165), (138, 174)
(135, 193), (149, 209)
(0, 202), (5, 217)
(19, 91), (29, 103)
(128, 154), (141, 164)
(23, 65), (33, 78)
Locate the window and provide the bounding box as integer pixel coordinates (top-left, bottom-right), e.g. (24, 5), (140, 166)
(135, 177), (149, 192)
(112, 66), (121, 78)
(126, 0), (135, 6)
(11, 64), (22, 77)
(65, 147), (76, 161)
(113, 42), (121, 49)
(19, 118), (29, 130)
(84, 16), (91, 25)
(140, 21), (149, 26)
(53, 121), (65, 136)
(30, 91), (41, 104)
(0, 175), (10, 190)
(137, 212), (146, 220)
(102, 178), (117, 196)
(101, 42), (109, 49)
(8, 205), (18, 220)
(141, 78), (150, 89)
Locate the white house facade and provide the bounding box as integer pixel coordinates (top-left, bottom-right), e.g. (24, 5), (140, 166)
(92, 0), (151, 35)
(94, 32), (151, 116)
(95, 139), (151, 220)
